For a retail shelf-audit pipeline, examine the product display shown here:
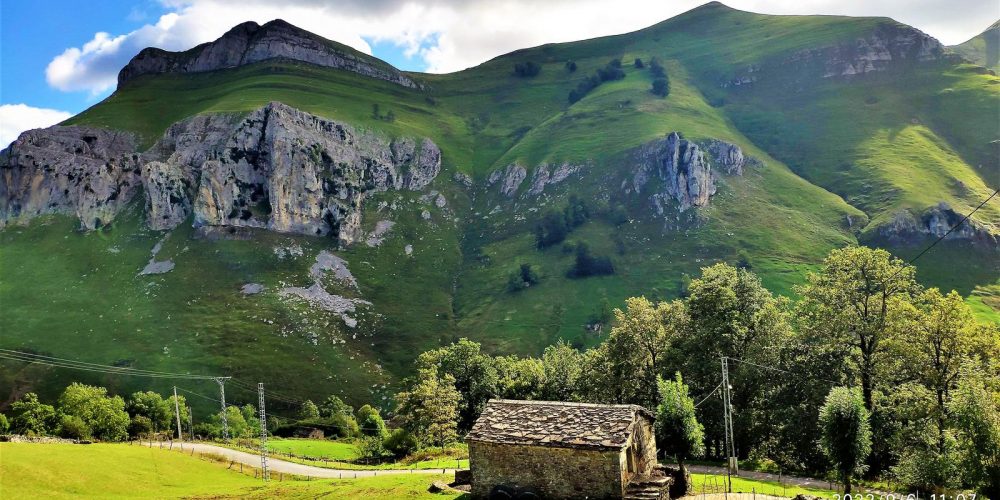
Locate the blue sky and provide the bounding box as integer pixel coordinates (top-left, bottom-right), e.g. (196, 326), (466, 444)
(2, 0), (997, 146)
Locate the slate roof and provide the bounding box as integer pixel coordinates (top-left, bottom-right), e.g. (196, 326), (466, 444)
(466, 399), (652, 451)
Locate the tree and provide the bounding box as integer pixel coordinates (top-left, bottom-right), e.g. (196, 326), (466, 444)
(356, 404), (388, 438)
(634, 58), (644, 68)
(299, 400), (320, 420)
(541, 340), (583, 401)
(58, 383), (129, 441)
(495, 355), (545, 400)
(385, 110), (396, 123)
(568, 242), (614, 278)
(797, 246), (918, 412)
(565, 60), (577, 72)
(319, 395), (353, 419)
(0, 413), (9, 434)
(416, 338), (498, 432)
(948, 367), (1000, 498)
(513, 61), (541, 77)
(211, 406), (250, 438)
(395, 367), (461, 450)
(819, 387), (872, 493)
(651, 78), (670, 97)
(655, 373), (705, 495)
(129, 415), (154, 438)
(649, 57), (666, 78)
(57, 414), (91, 440)
(128, 391), (171, 433)
(371, 103), (381, 120)
(10, 393), (56, 436)
(165, 394), (190, 438)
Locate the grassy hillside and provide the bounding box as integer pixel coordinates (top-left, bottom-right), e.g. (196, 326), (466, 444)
(951, 20), (1000, 72)
(3, 2), (997, 409)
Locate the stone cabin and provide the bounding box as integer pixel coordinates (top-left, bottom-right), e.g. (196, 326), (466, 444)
(466, 399), (658, 499)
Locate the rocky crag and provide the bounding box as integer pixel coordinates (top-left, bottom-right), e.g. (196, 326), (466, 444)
(879, 202), (999, 247)
(725, 22), (947, 88)
(0, 127), (141, 230)
(631, 132), (748, 213)
(0, 102), (441, 245)
(118, 19), (419, 89)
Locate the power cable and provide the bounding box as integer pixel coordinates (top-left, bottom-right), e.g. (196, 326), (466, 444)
(0, 349), (219, 380)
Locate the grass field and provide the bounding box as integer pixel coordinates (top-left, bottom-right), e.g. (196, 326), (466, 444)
(266, 438), (359, 461)
(691, 473), (839, 498)
(0, 442), (460, 499)
(0, 442), (850, 499)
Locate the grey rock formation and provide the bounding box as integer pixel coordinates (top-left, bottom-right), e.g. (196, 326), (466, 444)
(879, 202), (998, 247)
(184, 102), (440, 244)
(0, 126), (141, 229)
(488, 163), (527, 197)
(453, 172), (474, 189)
(705, 140), (747, 176)
(526, 162), (581, 196)
(1, 102), (441, 245)
(119, 20), (418, 89)
(634, 132), (716, 211)
(725, 22), (947, 87)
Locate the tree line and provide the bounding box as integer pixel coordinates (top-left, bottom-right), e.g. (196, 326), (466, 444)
(386, 246), (999, 496)
(2, 246), (996, 495)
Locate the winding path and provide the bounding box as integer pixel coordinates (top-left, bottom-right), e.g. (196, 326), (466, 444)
(156, 441), (458, 479)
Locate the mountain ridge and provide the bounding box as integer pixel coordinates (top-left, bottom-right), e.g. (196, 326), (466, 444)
(1, 4), (996, 408)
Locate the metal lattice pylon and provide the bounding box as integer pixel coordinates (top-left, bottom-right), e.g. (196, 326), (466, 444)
(258, 382), (269, 481)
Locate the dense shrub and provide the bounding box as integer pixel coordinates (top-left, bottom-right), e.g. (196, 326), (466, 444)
(128, 415), (154, 438)
(651, 78), (670, 97)
(568, 243), (615, 278)
(357, 404), (388, 438)
(507, 263), (541, 291)
(10, 393), (56, 436)
(0, 413), (8, 434)
(565, 60), (577, 72)
(568, 59), (626, 103)
(513, 61), (541, 77)
(383, 428), (420, 459)
(649, 57), (666, 78)
(634, 58), (645, 68)
(57, 414), (91, 440)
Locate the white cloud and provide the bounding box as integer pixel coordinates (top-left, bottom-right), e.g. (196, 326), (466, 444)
(43, 0), (1000, 95)
(0, 104), (73, 148)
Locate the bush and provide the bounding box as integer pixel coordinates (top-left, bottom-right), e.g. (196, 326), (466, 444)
(356, 435), (389, 462)
(565, 61), (577, 72)
(513, 61), (541, 77)
(384, 428), (420, 458)
(129, 415), (154, 438)
(356, 404), (388, 438)
(0, 413), (8, 434)
(568, 243), (614, 278)
(649, 57), (666, 78)
(11, 393), (57, 436)
(568, 60), (625, 103)
(651, 78), (670, 97)
(634, 58), (644, 68)
(535, 211), (570, 248)
(57, 414), (92, 440)
(507, 263), (541, 292)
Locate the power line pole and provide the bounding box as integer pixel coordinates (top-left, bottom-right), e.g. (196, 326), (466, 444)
(721, 356), (738, 489)
(215, 377), (230, 440)
(173, 386), (183, 440)
(187, 406), (194, 441)
(258, 382), (269, 481)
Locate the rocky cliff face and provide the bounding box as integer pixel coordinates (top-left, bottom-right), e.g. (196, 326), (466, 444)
(879, 202), (999, 248)
(633, 132), (717, 212)
(725, 22), (946, 87)
(0, 127), (141, 229)
(0, 102), (441, 244)
(118, 20), (419, 89)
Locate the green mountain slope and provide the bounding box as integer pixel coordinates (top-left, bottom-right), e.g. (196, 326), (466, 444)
(951, 20), (1000, 72)
(2, 2), (997, 410)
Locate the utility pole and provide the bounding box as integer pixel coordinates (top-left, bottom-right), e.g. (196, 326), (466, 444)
(187, 406), (194, 441)
(215, 377), (230, 440)
(721, 356), (738, 488)
(258, 382), (269, 481)
(173, 386), (183, 440)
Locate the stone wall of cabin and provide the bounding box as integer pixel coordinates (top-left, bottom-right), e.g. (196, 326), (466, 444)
(469, 441), (625, 499)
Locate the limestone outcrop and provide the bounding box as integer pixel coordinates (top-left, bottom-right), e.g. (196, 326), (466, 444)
(0, 102), (441, 245)
(0, 126), (141, 229)
(527, 162), (582, 196)
(724, 22), (947, 87)
(633, 132), (717, 212)
(879, 202), (998, 247)
(118, 20), (419, 89)
(487, 164), (527, 197)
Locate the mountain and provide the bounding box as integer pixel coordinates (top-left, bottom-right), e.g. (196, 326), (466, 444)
(951, 20), (1000, 72)
(1, 2), (997, 410)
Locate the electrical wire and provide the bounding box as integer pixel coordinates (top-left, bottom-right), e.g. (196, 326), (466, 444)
(694, 382), (722, 408)
(0, 349), (220, 380)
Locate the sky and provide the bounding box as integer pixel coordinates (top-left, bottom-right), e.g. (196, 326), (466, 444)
(1, 0), (998, 146)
